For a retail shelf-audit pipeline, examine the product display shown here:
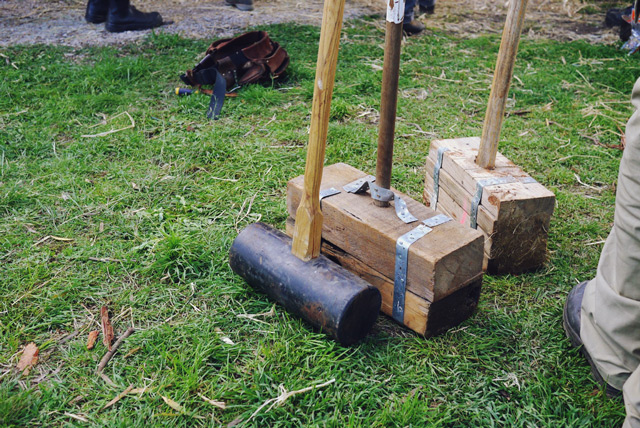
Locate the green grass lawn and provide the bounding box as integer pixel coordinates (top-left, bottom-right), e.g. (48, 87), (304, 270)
(0, 18), (636, 427)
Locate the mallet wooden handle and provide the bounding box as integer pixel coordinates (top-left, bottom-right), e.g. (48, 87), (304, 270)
(292, 0), (346, 261)
(476, 0), (528, 169)
(374, 17), (404, 208)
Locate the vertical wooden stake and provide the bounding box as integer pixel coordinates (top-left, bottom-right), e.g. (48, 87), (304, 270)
(476, 0), (528, 170)
(292, 0), (346, 261)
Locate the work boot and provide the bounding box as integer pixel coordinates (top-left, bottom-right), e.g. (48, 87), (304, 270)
(105, 0), (163, 33)
(605, 6), (633, 41)
(418, 4), (435, 15)
(563, 281), (622, 398)
(403, 19), (425, 36)
(85, 0), (108, 23)
(225, 0), (254, 12)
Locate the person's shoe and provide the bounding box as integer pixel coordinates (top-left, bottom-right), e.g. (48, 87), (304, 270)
(105, 0), (163, 33)
(563, 281), (622, 398)
(86, 0), (109, 23)
(225, 0), (254, 12)
(403, 20), (425, 36)
(605, 6), (633, 41)
(418, 4), (435, 15)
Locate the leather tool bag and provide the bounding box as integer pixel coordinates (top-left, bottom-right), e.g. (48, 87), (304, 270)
(181, 31), (290, 119)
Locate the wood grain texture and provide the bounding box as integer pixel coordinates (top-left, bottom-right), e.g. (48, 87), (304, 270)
(286, 218), (483, 336)
(287, 163), (484, 302)
(291, 0), (346, 261)
(477, 0), (529, 169)
(424, 137), (555, 274)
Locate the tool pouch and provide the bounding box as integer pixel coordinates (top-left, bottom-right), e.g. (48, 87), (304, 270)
(180, 31), (290, 119)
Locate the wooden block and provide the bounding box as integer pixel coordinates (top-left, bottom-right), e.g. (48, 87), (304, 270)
(286, 218), (483, 336)
(287, 163), (484, 305)
(424, 137), (556, 274)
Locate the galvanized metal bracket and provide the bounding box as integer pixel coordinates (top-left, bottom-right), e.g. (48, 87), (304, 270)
(393, 224), (432, 323)
(431, 147), (450, 210)
(343, 175), (418, 224)
(469, 176), (538, 229)
(369, 181), (395, 202)
(422, 213), (451, 228)
(393, 196), (418, 224)
(319, 187), (340, 208)
(343, 175), (376, 193)
(392, 213), (451, 323)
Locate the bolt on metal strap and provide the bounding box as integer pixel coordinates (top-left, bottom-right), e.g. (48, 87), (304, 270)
(431, 146), (450, 210)
(343, 175), (419, 224)
(469, 176), (538, 229)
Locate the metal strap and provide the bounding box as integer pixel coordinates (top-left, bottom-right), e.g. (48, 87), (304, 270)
(393, 196), (418, 224)
(319, 187), (340, 208)
(431, 147), (450, 210)
(392, 214), (451, 323)
(393, 224), (432, 322)
(343, 175), (418, 224)
(369, 181), (395, 202)
(422, 213), (451, 228)
(343, 175), (375, 193)
(469, 175), (538, 229)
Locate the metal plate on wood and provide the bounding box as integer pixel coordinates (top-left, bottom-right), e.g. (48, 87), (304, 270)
(469, 175), (539, 229)
(394, 196), (419, 224)
(370, 182), (395, 202)
(343, 175), (375, 193)
(431, 147), (450, 209)
(393, 224), (432, 322)
(422, 213), (451, 228)
(319, 187), (340, 208)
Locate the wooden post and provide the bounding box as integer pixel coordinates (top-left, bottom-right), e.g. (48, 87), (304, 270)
(291, 0), (346, 261)
(476, 0), (528, 169)
(374, 2), (404, 207)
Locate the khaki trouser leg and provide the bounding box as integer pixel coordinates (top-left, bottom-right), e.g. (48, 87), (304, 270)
(623, 368), (640, 428)
(581, 76), (640, 414)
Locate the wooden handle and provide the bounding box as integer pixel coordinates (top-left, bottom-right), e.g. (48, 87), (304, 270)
(374, 20), (404, 208)
(476, 0), (528, 169)
(291, 0), (346, 261)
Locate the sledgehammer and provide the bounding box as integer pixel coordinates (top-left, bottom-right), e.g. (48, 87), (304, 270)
(229, 0), (382, 345)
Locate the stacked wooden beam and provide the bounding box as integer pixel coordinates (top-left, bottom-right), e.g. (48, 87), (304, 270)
(286, 162), (485, 336)
(424, 137), (555, 274)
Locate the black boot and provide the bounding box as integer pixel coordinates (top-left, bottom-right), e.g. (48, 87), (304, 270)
(563, 281), (622, 398)
(86, 0), (108, 23)
(105, 0), (163, 33)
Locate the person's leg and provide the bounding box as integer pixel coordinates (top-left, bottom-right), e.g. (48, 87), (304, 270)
(623, 367), (640, 428)
(403, 0), (425, 35)
(86, 0), (108, 23)
(580, 76), (640, 392)
(105, 0), (163, 33)
(418, 0), (435, 15)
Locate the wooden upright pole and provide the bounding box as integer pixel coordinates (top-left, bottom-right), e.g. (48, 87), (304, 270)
(292, 0), (346, 261)
(476, 0), (528, 169)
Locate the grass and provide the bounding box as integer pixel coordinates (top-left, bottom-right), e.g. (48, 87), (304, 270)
(0, 18), (636, 427)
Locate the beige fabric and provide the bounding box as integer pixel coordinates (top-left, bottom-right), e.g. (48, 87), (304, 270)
(581, 76), (640, 426)
(623, 368), (640, 428)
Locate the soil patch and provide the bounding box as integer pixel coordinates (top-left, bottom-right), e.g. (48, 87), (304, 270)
(0, 0), (621, 47)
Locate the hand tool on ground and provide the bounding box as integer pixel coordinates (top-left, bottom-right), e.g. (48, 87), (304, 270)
(423, 0), (555, 274)
(285, 0), (485, 336)
(229, 0), (381, 345)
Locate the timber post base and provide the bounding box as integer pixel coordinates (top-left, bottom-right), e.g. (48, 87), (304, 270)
(286, 162), (485, 336)
(423, 137), (556, 274)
